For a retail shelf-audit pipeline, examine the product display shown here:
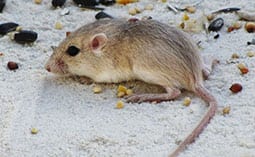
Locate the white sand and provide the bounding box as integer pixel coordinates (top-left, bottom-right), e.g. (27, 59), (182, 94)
(1, 0), (255, 157)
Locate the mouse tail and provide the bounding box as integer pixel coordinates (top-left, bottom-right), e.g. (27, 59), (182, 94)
(168, 85), (217, 157)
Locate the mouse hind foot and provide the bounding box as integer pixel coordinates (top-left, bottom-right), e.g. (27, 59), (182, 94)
(125, 87), (181, 103)
(202, 56), (219, 80)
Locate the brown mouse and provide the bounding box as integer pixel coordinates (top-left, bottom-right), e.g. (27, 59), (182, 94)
(45, 19), (217, 157)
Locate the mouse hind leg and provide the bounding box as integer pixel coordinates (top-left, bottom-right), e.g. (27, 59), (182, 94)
(126, 87), (181, 103)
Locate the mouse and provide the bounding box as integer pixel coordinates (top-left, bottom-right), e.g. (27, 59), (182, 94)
(45, 18), (217, 157)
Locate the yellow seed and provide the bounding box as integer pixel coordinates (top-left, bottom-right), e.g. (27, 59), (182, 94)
(246, 51), (255, 57)
(31, 128), (38, 134)
(183, 13), (190, 21)
(183, 97), (191, 106)
(145, 4), (154, 10)
(237, 63), (246, 70)
(134, 7), (142, 13)
(117, 85), (127, 93)
(186, 6), (196, 13)
(126, 89), (133, 96)
(117, 91), (126, 98)
(128, 8), (137, 15)
(207, 14), (215, 21)
(233, 22), (242, 29)
(55, 22), (63, 30)
(116, 101), (124, 109)
(161, 0), (167, 3)
(223, 106), (231, 115)
(34, 0), (42, 4)
(16, 26), (22, 31)
(231, 53), (239, 59)
(179, 22), (185, 29)
(93, 86), (102, 94)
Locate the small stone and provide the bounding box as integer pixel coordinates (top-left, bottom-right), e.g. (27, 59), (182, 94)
(144, 4), (153, 10)
(55, 21), (63, 30)
(93, 85), (102, 94)
(222, 106), (231, 115)
(34, 0), (42, 4)
(116, 100), (124, 109)
(7, 61), (19, 70)
(229, 83), (242, 93)
(183, 97), (191, 106)
(31, 128), (39, 134)
(60, 8), (70, 16)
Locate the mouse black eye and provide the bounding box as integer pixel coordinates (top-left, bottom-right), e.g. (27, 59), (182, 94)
(66, 46), (80, 56)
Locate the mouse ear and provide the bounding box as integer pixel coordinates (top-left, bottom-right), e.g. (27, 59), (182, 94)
(90, 33), (108, 55)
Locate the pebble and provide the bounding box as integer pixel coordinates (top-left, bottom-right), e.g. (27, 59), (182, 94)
(7, 61), (19, 70)
(208, 18), (224, 32)
(60, 8), (70, 16)
(52, 0), (66, 7)
(13, 30), (38, 44)
(0, 22), (19, 35)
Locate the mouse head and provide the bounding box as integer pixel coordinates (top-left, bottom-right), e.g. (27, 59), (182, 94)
(45, 32), (108, 79)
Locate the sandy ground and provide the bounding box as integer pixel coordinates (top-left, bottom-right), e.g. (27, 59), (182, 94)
(1, 0), (255, 157)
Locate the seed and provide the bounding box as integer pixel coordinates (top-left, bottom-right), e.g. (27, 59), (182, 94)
(117, 85), (127, 93)
(13, 30), (38, 44)
(208, 18), (224, 32)
(0, 22), (19, 35)
(66, 31), (71, 37)
(182, 13), (190, 21)
(95, 11), (113, 20)
(231, 53), (239, 59)
(237, 63), (246, 70)
(116, 100), (124, 109)
(222, 106), (231, 115)
(55, 21), (63, 30)
(52, 0), (66, 7)
(134, 7), (142, 13)
(126, 89), (133, 96)
(128, 7), (137, 15)
(246, 51), (255, 57)
(0, 0), (6, 12)
(73, 0), (99, 6)
(117, 91), (126, 98)
(161, 0), (167, 2)
(206, 14), (215, 21)
(116, 0), (138, 5)
(179, 22), (185, 29)
(7, 61), (19, 70)
(186, 6), (196, 13)
(34, 0), (42, 4)
(240, 67), (249, 74)
(31, 128), (39, 134)
(183, 97), (191, 106)
(245, 22), (255, 33)
(99, 0), (115, 6)
(93, 85), (102, 94)
(145, 4), (153, 10)
(233, 22), (241, 29)
(229, 83), (242, 93)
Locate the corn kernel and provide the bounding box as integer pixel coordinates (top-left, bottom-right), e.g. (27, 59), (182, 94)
(183, 97), (191, 106)
(31, 128), (39, 134)
(93, 86), (102, 94)
(116, 101), (124, 109)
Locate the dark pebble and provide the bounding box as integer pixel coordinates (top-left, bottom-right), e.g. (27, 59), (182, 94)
(99, 0), (115, 6)
(73, 0), (99, 6)
(0, 22), (19, 35)
(95, 11), (113, 20)
(52, 0), (66, 7)
(0, 0), (5, 12)
(7, 61), (19, 70)
(14, 30), (38, 44)
(208, 18), (224, 32)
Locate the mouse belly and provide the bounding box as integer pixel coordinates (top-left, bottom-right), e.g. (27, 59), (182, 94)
(93, 70), (135, 83)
